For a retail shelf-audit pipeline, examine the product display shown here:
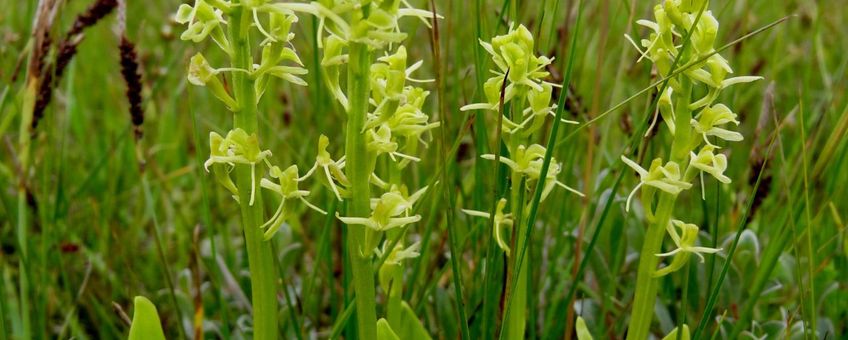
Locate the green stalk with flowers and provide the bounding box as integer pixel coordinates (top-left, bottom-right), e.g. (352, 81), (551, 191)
(228, 1), (440, 338)
(461, 24), (583, 339)
(175, 0), (318, 338)
(620, 1), (762, 338)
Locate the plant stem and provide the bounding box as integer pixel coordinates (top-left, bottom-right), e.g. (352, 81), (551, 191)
(505, 172), (527, 339)
(626, 193), (675, 340)
(229, 7), (278, 339)
(344, 41), (378, 340)
(627, 78), (692, 339)
(16, 78), (36, 340)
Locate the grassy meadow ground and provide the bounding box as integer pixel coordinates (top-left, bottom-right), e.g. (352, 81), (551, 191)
(0, 0), (846, 339)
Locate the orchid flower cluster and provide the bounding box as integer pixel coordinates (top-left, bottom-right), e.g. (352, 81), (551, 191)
(178, 0), (331, 241)
(181, 0), (309, 106)
(461, 24), (583, 255)
(621, 0), (762, 277)
(258, 1), (440, 263)
(178, 0), (440, 337)
(257, 1), (441, 336)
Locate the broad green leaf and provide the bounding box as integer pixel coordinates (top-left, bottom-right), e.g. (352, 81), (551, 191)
(376, 318), (400, 340)
(576, 316), (594, 340)
(399, 301), (432, 340)
(128, 296), (165, 340)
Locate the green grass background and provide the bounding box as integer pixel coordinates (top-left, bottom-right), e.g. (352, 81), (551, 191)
(0, 0), (846, 338)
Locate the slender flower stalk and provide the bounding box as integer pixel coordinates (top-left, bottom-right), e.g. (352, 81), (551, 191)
(270, 1), (440, 338)
(175, 0), (312, 337)
(622, 1), (762, 338)
(461, 23), (583, 339)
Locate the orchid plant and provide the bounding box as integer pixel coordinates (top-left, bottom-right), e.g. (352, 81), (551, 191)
(460, 23), (583, 339)
(182, 0), (441, 338)
(620, 1), (762, 338)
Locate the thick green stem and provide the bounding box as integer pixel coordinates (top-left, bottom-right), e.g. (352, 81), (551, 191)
(504, 96), (529, 339)
(626, 194), (675, 340)
(344, 41), (378, 340)
(230, 7), (278, 339)
(505, 172), (527, 339)
(627, 79), (692, 339)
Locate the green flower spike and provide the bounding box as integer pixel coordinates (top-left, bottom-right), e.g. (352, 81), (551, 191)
(689, 145), (730, 199)
(459, 24), (568, 139)
(204, 129), (272, 206)
(357, 0), (441, 49)
(263, 0), (438, 49)
(480, 23), (552, 93)
(303, 135), (350, 201)
(620, 156), (692, 212)
(481, 144), (584, 199)
(691, 103), (743, 145)
(462, 198), (514, 256)
(187, 53), (242, 111)
(653, 219), (722, 277)
(260, 165), (327, 240)
(175, 0), (231, 52)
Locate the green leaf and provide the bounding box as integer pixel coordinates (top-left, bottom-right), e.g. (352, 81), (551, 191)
(128, 296), (166, 340)
(376, 318), (400, 340)
(399, 301), (432, 340)
(662, 324), (691, 340)
(575, 316), (594, 340)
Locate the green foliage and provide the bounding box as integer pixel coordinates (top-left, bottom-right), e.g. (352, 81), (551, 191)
(128, 296), (165, 340)
(0, 0), (845, 339)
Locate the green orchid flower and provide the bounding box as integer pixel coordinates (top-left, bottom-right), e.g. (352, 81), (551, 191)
(690, 145), (730, 183)
(336, 186), (426, 255)
(204, 129), (272, 206)
(175, 0), (231, 52)
(259, 165), (326, 240)
(462, 198), (514, 256)
(621, 156), (693, 212)
(386, 87), (440, 145)
(187, 53), (243, 111)
(654, 219), (722, 277)
(689, 145), (731, 199)
(303, 135), (350, 201)
(482, 144), (583, 200)
(375, 240), (421, 266)
(691, 103), (743, 145)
